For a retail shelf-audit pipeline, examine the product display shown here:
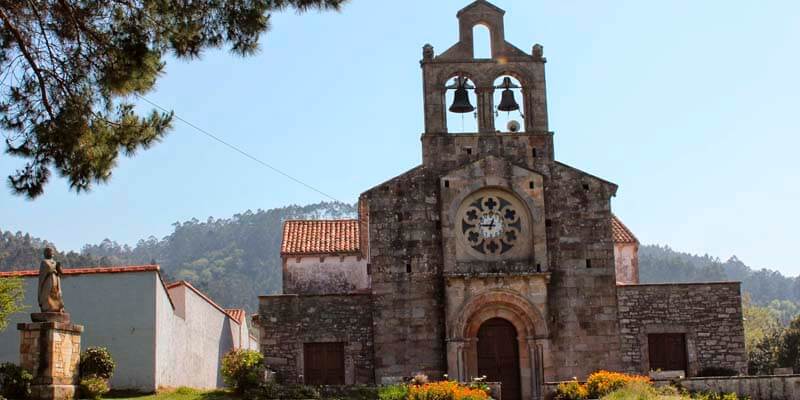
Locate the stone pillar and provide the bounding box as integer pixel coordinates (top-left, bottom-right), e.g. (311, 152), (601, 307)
(18, 314), (83, 400)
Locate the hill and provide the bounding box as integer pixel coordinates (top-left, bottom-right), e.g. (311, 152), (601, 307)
(3, 202), (797, 312)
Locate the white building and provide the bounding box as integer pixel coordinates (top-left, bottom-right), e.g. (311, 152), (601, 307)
(0, 265), (257, 392)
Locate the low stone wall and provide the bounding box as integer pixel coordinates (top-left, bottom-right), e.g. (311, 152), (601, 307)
(671, 375), (800, 400)
(544, 376), (800, 400)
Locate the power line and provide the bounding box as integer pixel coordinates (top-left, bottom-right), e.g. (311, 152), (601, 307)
(134, 93), (342, 203)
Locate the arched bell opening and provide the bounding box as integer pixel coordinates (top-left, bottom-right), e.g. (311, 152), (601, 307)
(492, 75), (525, 133)
(444, 75), (478, 134)
(472, 24), (492, 59)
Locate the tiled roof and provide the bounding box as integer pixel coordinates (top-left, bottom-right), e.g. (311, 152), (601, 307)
(281, 219), (361, 256)
(612, 215), (638, 244)
(225, 309), (246, 325)
(0, 265), (159, 278)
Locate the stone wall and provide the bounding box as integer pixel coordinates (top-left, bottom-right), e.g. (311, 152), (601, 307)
(617, 282), (747, 375)
(544, 162), (622, 379)
(671, 375), (800, 400)
(258, 293), (374, 385)
(360, 167), (448, 383)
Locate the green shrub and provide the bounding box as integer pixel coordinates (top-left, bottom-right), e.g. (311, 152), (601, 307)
(79, 375), (109, 400)
(80, 347), (115, 379)
(601, 382), (659, 400)
(248, 382), (321, 399)
(221, 349), (265, 395)
(0, 362), (32, 399)
(378, 384), (409, 400)
(555, 379), (588, 400)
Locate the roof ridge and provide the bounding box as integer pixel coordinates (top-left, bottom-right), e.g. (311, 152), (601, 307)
(0, 264), (160, 278)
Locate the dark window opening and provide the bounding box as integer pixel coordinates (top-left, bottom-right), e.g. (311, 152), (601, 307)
(406, 264), (412, 273)
(648, 334), (688, 373)
(532, 148), (538, 157)
(444, 180), (450, 188)
(366, 263), (372, 275)
(545, 219), (552, 227)
(586, 259), (592, 268)
(304, 342), (345, 385)
(529, 181), (535, 189)
(465, 147), (473, 155)
(536, 263), (541, 272)
(436, 221), (442, 230)
(582, 183), (590, 191)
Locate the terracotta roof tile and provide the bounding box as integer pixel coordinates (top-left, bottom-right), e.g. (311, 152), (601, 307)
(612, 215), (638, 244)
(0, 265), (159, 278)
(225, 309), (246, 325)
(281, 219), (361, 256)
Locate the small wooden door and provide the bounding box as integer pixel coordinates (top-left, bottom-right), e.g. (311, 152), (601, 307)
(304, 342), (345, 385)
(648, 333), (687, 373)
(478, 318), (521, 400)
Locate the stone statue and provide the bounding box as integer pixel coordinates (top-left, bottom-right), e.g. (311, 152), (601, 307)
(38, 247), (65, 313)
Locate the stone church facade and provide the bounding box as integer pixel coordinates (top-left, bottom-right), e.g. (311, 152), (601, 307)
(258, 2), (746, 399)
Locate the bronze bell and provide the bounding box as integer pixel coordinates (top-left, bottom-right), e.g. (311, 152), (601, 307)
(449, 78), (475, 114)
(497, 77), (520, 112)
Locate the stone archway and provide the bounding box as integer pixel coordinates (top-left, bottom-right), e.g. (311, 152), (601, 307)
(447, 289), (550, 400)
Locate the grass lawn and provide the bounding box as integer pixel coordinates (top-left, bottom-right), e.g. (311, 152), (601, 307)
(104, 387), (238, 400)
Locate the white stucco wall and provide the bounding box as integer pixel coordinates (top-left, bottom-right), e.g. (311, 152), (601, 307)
(614, 243), (639, 284)
(155, 283), (235, 389)
(283, 255), (369, 294)
(0, 272), (158, 390)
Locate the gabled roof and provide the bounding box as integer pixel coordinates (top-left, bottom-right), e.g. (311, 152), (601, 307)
(612, 215), (639, 244)
(0, 265), (160, 277)
(281, 219), (361, 256)
(225, 309), (246, 325)
(457, 0), (505, 17)
(166, 280), (245, 325)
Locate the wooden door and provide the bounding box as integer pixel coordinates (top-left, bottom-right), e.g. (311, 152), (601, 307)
(304, 342), (345, 385)
(648, 333), (687, 373)
(477, 318), (521, 400)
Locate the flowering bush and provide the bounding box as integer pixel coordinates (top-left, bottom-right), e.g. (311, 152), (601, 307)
(586, 370), (650, 398)
(407, 380), (490, 400)
(220, 349), (264, 394)
(555, 379), (588, 400)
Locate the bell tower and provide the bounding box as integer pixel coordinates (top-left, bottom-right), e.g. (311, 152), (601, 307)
(421, 0), (549, 136)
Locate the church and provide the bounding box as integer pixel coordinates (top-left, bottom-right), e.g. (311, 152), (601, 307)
(257, 2), (746, 399)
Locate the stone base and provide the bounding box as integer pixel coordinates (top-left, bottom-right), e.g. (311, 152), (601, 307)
(31, 312), (71, 323)
(18, 320), (83, 400)
(30, 384), (77, 400)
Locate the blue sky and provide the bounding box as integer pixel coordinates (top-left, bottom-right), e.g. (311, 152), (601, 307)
(2, 1), (799, 275)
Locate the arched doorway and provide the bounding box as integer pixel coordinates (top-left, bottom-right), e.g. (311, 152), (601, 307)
(477, 318), (521, 400)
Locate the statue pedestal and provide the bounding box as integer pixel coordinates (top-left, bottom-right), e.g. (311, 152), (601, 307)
(18, 318), (84, 400)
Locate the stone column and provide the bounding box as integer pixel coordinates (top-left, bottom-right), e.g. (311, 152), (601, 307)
(18, 314), (83, 400)
(476, 86), (496, 133)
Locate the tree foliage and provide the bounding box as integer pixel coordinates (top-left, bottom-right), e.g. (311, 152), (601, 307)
(641, 245), (800, 305)
(0, 276), (24, 332)
(0, 0), (347, 198)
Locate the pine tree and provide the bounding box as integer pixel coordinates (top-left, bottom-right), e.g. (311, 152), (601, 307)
(0, 0), (348, 198)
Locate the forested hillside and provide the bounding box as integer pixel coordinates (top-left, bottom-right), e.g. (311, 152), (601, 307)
(1, 202), (356, 313)
(3, 203), (797, 313)
(640, 245), (799, 305)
